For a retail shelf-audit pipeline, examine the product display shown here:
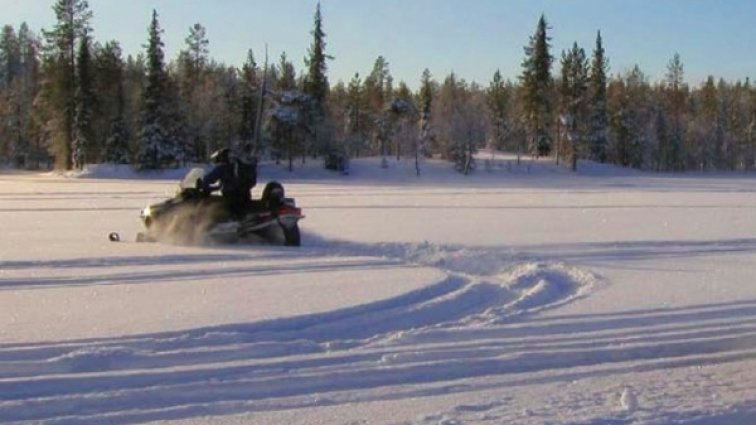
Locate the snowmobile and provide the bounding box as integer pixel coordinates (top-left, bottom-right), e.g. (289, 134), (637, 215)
(137, 168), (304, 246)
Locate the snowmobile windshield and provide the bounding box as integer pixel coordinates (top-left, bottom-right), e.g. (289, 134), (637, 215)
(179, 168), (207, 191)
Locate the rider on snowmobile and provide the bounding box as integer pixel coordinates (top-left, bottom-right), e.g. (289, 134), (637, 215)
(202, 146), (257, 215)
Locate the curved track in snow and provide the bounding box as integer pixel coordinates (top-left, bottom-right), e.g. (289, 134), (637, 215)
(0, 239), (600, 424)
(2, 240), (756, 424)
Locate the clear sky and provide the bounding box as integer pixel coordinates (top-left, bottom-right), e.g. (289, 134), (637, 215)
(2, 0), (755, 88)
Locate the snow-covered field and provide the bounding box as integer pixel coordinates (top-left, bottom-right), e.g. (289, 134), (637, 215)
(2, 154), (756, 425)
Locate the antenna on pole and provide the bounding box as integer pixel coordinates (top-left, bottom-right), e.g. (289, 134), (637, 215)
(253, 44), (268, 156)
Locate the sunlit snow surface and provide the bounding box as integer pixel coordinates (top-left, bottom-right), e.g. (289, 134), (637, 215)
(1, 154), (756, 425)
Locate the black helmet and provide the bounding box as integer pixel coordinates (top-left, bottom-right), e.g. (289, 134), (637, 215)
(210, 148), (231, 164)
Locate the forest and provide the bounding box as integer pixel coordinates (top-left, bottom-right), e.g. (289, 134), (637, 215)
(0, 0), (754, 174)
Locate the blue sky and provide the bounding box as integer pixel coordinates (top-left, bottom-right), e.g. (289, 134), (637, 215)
(2, 0), (755, 88)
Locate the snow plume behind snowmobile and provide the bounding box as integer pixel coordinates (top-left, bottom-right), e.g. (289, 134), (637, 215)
(138, 168), (303, 246)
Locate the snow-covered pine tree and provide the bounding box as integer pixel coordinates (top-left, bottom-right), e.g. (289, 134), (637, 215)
(520, 14), (554, 157)
(434, 74), (484, 174)
(267, 90), (312, 172)
(72, 29), (94, 169)
(136, 10), (171, 170)
(587, 31), (609, 163)
(454, 84), (486, 175)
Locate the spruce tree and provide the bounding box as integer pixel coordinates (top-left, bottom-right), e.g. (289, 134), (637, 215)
(664, 53), (686, 171)
(72, 30), (94, 169)
(345, 72), (366, 157)
(609, 79), (633, 167)
(588, 31), (609, 162)
(179, 23), (209, 162)
(487, 70), (509, 156)
(15, 23), (41, 166)
(184, 23), (208, 88)
(520, 14), (554, 157)
(303, 2), (331, 158)
(417, 68), (434, 175)
(0, 25), (20, 89)
(365, 56), (391, 157)
(238, 49), (258, 145)
(654, 107), (669, 171)
(0, 25), (20, 161)
(559, 42), (588, 171)
(277, 52), (296, 91)
(43, 0), (92, 169)
(97, 42), (129, 164)
(303, 2), (328, 108)
(136, 10), (170, 170)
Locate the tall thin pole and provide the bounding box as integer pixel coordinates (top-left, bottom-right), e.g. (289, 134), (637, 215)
(253, 44), (268, 156)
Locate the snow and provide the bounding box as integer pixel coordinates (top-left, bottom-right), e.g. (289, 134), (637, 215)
(2, 153), (756, 424)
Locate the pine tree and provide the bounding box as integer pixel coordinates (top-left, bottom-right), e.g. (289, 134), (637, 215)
(487, 70), (509, 157)
(559, 42), (588, 171)
(14, 24), (41, 167)
(303, 2), (329, 108)
(587, 31), (609, 162)
(417, 68), (434, 175)
(136, 10), (171, 170)
(364, 56), (391, 157)
(277, 52), (296, 91)
(654, 106), (669, 171)
(0, 25), (20, 89)
(238, 49), (258, 145)
(664, 53), (686, 171)
(696, 76), (718, 170)
(345, 72), (367, 157)
(178, 22), (209, 162)
(434, 74), (484, 174)
(96, 41), (129, 163)
(42, 0), (92, 169)
(72, 30), (94, 169)
(520, 14), (554, 157)
(747, 107), (756, 171)
(608, 78), (632, 167)
(184, 23), (208, 88)
(0, 25), (21, 162)
(303, 3), (334, 161)
(389, 82), (415, 161)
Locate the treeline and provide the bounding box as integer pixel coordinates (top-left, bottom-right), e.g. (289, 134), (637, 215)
(1, 1), (755, 173)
